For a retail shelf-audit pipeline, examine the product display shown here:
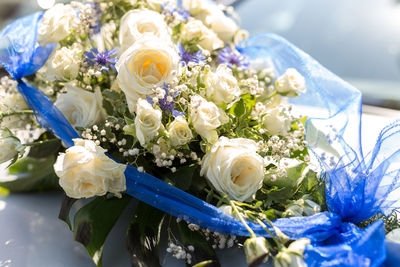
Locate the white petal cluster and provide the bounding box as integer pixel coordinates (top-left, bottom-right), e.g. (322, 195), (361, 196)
(54, 139), (126, 199)
(119, 9), (171, 52)
(46, 45), (82, 81)
(38, 4), (76, 45)
(116, 36), (179, 112)
(134, 98), (163, 146)
(181, 19), (224, 51)
(183, 0), (238, 42)
(206, 64), (240, 105)
(189, 95), (228, 143)
(262, 107), (291, 136)
(0, 130), (21, 164)
(275, 68), (306, 96)
(168, 116), (193, 147)
(55, 84), (105, 128)
(200, 137), (265, 202)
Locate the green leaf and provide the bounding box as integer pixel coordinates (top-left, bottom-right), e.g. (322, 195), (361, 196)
(102, 89), (120, 101)
(102, 99), (114, 115)
(126, 202), (165, 267)
(73, 195), (131, 267)
(59, 194), (77, 230)
(178, 222), (220, 267)
(229, 98), (246, 118)
(0, 156), (59, 192)
(167, 165), (198, 191)
(28, 139), (61, 158)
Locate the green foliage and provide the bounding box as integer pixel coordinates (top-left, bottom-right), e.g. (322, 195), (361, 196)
(73, 195), (131, 267)
(165, 164), (199, 191)
(58, 195), (77, 230)
(226, 94), (259, 139)
(177, 221), (220, 267)
(0, 156), (59, 192)
(126, 202), (165, 267)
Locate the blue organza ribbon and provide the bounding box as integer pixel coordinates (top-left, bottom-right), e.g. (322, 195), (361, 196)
(1, 13), (400, 267)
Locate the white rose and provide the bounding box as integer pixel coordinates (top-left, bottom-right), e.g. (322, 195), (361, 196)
(201, 9), (238, 43)
(135, 98), (163, 146)
(262, 107), (291, 136)
(116, 36), (179, 112)
(200, 137), (264, 202)
(55, 84), (105, 128)
(182, 0), (211, 16)
(119, 9), (170, 52)
(206, 64), (240, 105)
(54, 139), (126, 199)
(182, 19), (224, 51)
(46, 46), (81, 81)
(0, 130), (22, 164)
(168, 116), (193, 147)
(189, 95), (228, 143)
(37, 4), (76, 45)
(275, 68), (306, 97)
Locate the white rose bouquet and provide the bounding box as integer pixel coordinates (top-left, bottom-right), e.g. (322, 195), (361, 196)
(1, 1), (398, 267)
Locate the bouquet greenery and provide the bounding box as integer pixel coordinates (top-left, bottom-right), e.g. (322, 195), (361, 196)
(0, 0), (379, 266)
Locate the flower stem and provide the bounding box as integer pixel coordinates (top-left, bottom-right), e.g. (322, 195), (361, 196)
(256, 218), (283, 250)
(230, 200), (256, 238)
(0, 110), (34, 119)
(266, 91), (278, 100)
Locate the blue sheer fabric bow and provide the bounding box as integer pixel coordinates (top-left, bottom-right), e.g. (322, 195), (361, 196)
(1, 12), (400, 267)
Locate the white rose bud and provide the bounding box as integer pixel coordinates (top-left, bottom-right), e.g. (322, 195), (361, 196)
(119, 9), (170, 52)
(200, 137), (264, 202)
(386, 229), (400, 243)
(217, 204), (233, 216)
(262, 107), (291, 136)
(202, 9), (238, 43)
(0, 130), (22, 164)
(37, 4), (76, 45)
(182, 0), (211, 16)
(46, 46), (81, 81)
(275, 68), (306, 97)
(55, 84), (105, 128)
(116, 36), (179, 112)
(189, 95), (228, 143)
(135, 98), (163, 146)
(168, 116), (193, 147)
(243, 237), (269, 265)
(54, 139), (126, 199)
(274, 238), (310, 267)
(182, 19), (224, 51)
(206, 64), (240, 105)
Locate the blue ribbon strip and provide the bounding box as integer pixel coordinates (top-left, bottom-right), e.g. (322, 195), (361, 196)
(1, 12), (400, 267)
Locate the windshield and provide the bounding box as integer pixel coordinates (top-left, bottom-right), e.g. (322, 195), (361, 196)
(234, 0), (400, 109)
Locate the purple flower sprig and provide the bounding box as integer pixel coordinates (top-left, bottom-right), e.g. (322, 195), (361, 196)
(218, 46), (250, 70)
(85, 48), (118, 72)
(147, 84), (185, 118)
(178, 43), (206, 66)
(162, 3), (190, 21)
